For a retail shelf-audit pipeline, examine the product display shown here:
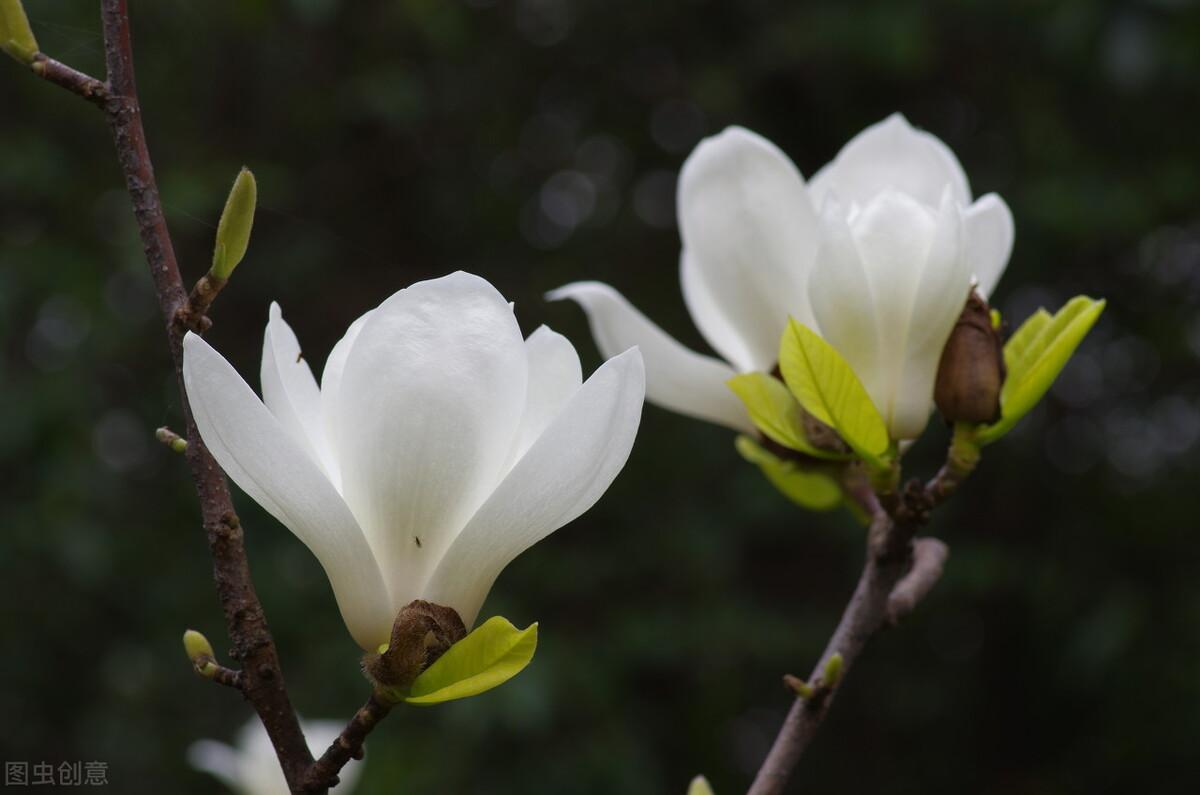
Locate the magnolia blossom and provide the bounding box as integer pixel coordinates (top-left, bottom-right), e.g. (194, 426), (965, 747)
(189, 717), (361, 795)
(182, 272), (645, 650)
(549, 113), (1013, 440)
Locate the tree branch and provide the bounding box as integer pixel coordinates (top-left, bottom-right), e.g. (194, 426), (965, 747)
(302, 694), (394, 792)
(887, 538), (949, 625)
(748, 434), (970, 795)
(13, 3), (320, 790)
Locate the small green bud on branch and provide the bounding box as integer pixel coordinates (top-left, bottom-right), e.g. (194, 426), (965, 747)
(211, 167), (257, 280)
(822, 652), (844, 689)
(155, 426), (188, 454)
(0, 0), (39, 64)
(783, 674), (814, 699)
(181, 629), (242, 689)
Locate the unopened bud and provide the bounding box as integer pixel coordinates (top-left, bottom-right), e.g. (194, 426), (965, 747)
(822, 652), (844, 688)
(211, 167), (257, 279)
(935, 291), (1005, 424)
(1, 0), (38, 64)
(183, 629), (214, 665)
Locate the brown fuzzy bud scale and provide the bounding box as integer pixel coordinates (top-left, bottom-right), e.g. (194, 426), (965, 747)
(362, 600), (467, 693)
(935, 291), (1005, 424)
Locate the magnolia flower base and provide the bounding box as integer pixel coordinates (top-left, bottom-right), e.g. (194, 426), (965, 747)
(362, 600), (467, 693)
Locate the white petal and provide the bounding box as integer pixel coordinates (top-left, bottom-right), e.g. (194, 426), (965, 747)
(680, 250), (761, 372)
(187, 740), (240, 791)
(964, 193), (1014, 299)
(511, 326), (582, 464)
(334, 272), (528, 615)
(888, 192), (972, 439)
(319, 309), (373, 492)
(261, 303), (335, 478)
(423, 347), (645, 626)
(546, 281), (753, 432)
(677, 126), (819, 370)
(183, 332), (392, 650)
(809, 113), (971, 209)
(808, 198), (884, 412)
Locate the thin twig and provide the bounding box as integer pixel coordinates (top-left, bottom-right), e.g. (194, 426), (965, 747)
(887, 538), (949, 625)
(748, 432), (971, 795)
(302, 694), (394, 792)
(14, 3), (321, 791)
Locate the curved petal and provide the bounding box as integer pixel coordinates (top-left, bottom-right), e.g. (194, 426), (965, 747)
(965, 193), (1014, 299)
(423, 347), (645, 626)
(809, 113), (971, 209)
(680, 250), (761, 372)
(848, 190), (939, 437)
(334, 272), (528, 614)
(511, 326), (582, 464)
(677, 126), (819, 369)
(889, 192), (972, 439)
(319, 309), (373, 493)
(546, 281), (753, 432)
(808, 197), (884, 412)
(261, 303), (335, 478)
(182, 332), (392, 650)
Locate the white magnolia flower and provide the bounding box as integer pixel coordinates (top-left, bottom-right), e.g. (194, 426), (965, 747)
(549, 113), (1013, 440)
(182, 272), (645, 650)
(189, 717), (361, 795)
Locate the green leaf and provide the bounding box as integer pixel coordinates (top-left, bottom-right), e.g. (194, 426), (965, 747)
(735, 436), (842, 511)
(979, 296), (1105, 444)
(727, 373), (850, 460)
(688, 776), (715, 795)
(404, 616), (537, 705)
(1001, 307), (1051, 381)
(778, 319), (889, 465)
(211, 167), (257, 279)
(1, 0), (39, 64)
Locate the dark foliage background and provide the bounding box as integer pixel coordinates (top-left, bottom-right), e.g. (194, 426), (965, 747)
(3, 1), (1200, 793)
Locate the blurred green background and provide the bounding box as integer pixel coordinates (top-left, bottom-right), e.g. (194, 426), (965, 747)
(3, 0), (1200, 792)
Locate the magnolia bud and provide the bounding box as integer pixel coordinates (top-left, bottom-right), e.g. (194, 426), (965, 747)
(211, 167), (257, 280)
(362, 600), (467, 693)
(0, 0), (38, 64)
(934, 291), (1005, 424)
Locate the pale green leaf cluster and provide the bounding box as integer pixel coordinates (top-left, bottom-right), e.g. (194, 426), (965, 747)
(726, 372), (850, 460)
(778, 319), (891, 468)
(735, 436), (841, 511)
(0, 0), (38, 64)
(211, 167), (257, 279)
(403, 616), (538, 705)
(977, 296), (1105, 444)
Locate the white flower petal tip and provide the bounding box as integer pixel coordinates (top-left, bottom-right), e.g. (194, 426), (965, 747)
(965, 193), (1014, 299)
(188, 272), (644, 650)
(810, 112), (971, 209)
(547, 281), (754, 432)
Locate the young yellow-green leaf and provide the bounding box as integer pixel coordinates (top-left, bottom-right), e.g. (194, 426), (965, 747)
(979, 296), (1105, 444)
(1001, 307), (1051, 387)
(735, 436), (842, 511)
(211, 167), (257, 279)
(404, 616), (537, 705)
(688, 775), (715, 795)
(1, 0), (39, 64)
(778, 319), (889, 465)
(727, 373), (849, 460)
